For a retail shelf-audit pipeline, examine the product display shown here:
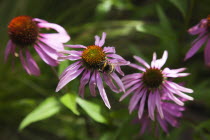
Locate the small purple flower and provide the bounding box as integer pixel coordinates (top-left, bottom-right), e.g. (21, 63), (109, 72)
(185, 15), (210, 66)
(5, 15), (70, 76)
(120, 51), (193, 120)
(56, 32), (129, 109)
(137, 95), (186, 134)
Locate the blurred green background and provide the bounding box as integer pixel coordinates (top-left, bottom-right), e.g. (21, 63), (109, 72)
(1, 0), (210, 139)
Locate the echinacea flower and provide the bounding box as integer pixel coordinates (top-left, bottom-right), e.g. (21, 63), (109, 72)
(5, 15), (70, 76)
(136, 95), (186, 134)
(120, 51), (193, 120)
(56, 32), (129, 109)
(185, 15), (210, 66)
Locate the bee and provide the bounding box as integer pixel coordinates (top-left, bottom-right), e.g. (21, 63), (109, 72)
(98, 60), (115, 74)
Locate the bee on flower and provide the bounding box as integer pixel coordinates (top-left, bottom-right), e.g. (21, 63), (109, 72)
(56, 32), (130, 109)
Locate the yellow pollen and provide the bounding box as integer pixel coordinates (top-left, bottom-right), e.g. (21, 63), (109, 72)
(82, 45), (106, 68)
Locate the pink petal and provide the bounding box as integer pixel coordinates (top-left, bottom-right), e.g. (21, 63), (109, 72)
(33, 18), (48, 23)
(25, 49), (40, 76)
(188, 19), (207, 35)
(155, 90), (164, 119)
(59, 62), (82, 79)
(40, 33), (69, 43)
(120, 83), (142, 101)
(103, 73), (119, 93)
(129, 63), (146, 72)
(39, 37), (64, 51)
(96, 71), (111, 109)
(110, 72), (125, 92)
(98, 32), (106, 47)
(89, 70), (97, 96)
(34, 45), (58, 66)
(115, 66), (124, 76)
(138, 89), (147, 119)
(56, 68), (84, 92)
(95, 35), (100, 46)
(103, 47), (116, 53)
(65, 45), (86, 49)
(79, 70), (91, 97)
(204, 38), (210, 66)
(157, 116), (168, 133)
(133, 56), (150, 68)
(4, 40), (15, 61)
(37, 42), (59, 60)
(129, 88), (143, 113)
(184, 35), (208, 60)
(38, 22), (70, 42)
(19, 50), (31, 75)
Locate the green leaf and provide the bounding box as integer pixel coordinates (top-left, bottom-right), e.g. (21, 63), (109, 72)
(19, 97), (61, 131)
(60, 93), (80, 115)
(76, 97), (108, 124)
(168, 0), (187, 18)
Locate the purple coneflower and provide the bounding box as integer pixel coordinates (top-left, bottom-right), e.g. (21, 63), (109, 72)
(120, 51), (193, 120)
(56, 32), (129, 109)
(5, 15), (70, 76)
(137, 95), (186, 134)
(185, 15), (210, 66)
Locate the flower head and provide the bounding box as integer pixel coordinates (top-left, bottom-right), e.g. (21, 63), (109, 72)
(56, 32), (130, 109)
(5, 15), (70, 76)
(120, 51), (193, 120)
(185, 15), (210, 66)
(136, 95), (186, 134)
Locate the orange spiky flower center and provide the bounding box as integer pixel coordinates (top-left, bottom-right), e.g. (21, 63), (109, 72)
(142, 68), (163, 89)
(8, 15), (39, 47)
(82, 45), (106, 69)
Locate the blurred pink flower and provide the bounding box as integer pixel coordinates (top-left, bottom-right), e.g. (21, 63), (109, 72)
(5, 15), (70, 76)
(56, 32), (129, 109)
(185, 15), (210, 66)
(137, 95), (186, 134)
(120, 51), (193, 120)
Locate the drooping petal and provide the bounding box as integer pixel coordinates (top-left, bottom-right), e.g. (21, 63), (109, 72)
(37, 22), (70, 42)
(56, 68), (85, 92)
(96, 71), (111, 109)
(19, 50), (31, 75)
(37, 42), (59, 60)
(184, 35), (208, 60)
(129, 88), (143, 113)
(89, 70), (97, 96)
(138, 89), (147, 119)
(79, 70), (91, 97)
(5, 40), (16, 61)
(59, 61), (82, 79)
(110, 72), (125, 92)
(155, 90), (164, 119)
(120, 83), (143, 101)
(25, 49), (40, 76)
(39, 37), (64, 51)
(204, 38), (210, 66)
(103, 73), (119, 93)
(34, 45), (58, 66)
